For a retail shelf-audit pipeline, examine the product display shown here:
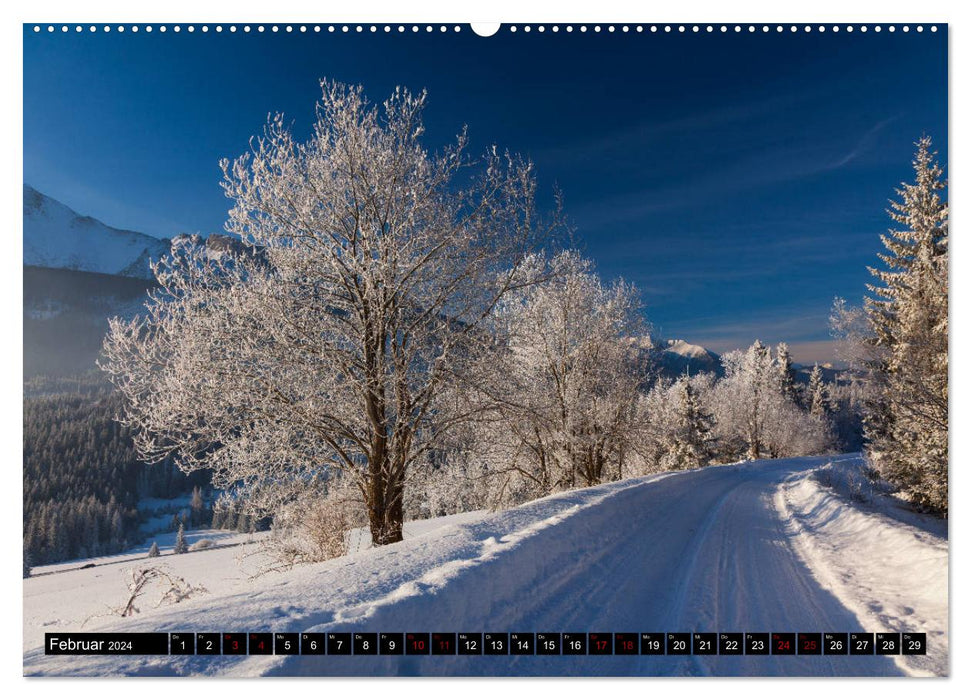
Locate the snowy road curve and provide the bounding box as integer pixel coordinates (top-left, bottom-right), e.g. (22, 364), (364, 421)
(25, 456), (941, 676)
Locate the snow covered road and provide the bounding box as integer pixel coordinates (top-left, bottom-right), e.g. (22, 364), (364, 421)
(24, 455), (946, 677)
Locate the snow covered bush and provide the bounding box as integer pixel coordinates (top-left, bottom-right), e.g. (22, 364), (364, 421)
(403, 439), (493, 517)
(110, 566), (207, 617)
(187, 538), (213, 552)
(265, 478), (365, 565)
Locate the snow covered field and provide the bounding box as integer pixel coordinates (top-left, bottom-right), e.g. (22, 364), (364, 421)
(23, 455), (947, 677)
(30, 529), (256, 577)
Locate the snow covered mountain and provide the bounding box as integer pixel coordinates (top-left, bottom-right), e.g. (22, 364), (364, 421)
(22, 187), (253, 378)
(658, 338), (722, 376)
(664, 338), (716, 360)
(23, 185), (170, 280)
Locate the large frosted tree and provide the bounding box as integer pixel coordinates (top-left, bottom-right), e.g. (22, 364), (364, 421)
(102, 81), (554, 546)
(864, 136), (948, 512)
(729, 340), (775, 460)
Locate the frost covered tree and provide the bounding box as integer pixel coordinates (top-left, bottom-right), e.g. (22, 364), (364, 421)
(830, 298), (876, 450)
(776, 342), (798, 404)
(147, 541), (160, 558)
(102, 81), (555, 546)
(668, 375), (717, 470)
(717, 340), (776, 460)
(714, 341), (831, 460)
(807, 364), (828, 419)
(471, 252), (649, 505)
(863, 136), (948, 512)
(639, 373), (718, 472)
(173, 523), (187, 555)
(189, 486), (206, 527)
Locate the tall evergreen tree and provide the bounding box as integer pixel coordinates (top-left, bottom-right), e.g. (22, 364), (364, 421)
(865, 136), (948, 513)
(670, 377), (716, 469)
(808, 364), (828, 420)
(776, 342), (798, 404)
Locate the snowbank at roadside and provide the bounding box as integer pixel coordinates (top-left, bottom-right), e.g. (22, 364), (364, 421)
(776, 455), (948, 676)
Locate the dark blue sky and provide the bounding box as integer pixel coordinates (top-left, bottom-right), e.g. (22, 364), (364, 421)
(23, 25), (947, 363)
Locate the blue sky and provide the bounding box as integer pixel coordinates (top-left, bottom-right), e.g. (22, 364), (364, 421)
(23, 25), (947, 363)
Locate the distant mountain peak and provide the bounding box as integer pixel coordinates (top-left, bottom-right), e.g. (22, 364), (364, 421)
(23, 185), (169, 280)
(657, 338), (722, 378)
(23, 186), (250, 281)
(664, 338), (718, 360)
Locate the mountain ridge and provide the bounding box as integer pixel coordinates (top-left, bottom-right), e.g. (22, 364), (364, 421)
(23, 185), (170, 280)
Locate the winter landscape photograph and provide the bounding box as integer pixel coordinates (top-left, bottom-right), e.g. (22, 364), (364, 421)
(21, 22), (948, 677)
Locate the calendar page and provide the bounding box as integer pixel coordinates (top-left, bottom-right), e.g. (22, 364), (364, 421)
(21, 18), (948, 679)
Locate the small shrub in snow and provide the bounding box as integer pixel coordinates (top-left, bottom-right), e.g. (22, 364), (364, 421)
(147, 541), (160, 558)
(188, 538), (213, 552)
(261, 481), (364, 570)
(173, 523), (188, 554)
(108, 566), (208, 617)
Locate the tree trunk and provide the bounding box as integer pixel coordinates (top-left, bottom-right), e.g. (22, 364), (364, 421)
(365, 435), (405, 546)
(367, 471), (404, 546)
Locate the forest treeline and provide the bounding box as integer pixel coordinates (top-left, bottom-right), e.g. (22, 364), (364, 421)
(22, 383), (210, 566)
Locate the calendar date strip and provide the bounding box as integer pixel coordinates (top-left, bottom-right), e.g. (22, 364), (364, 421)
(45, 631), (927, 656)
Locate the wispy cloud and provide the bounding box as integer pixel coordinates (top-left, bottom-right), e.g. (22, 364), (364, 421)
(535, 89), (826, 169)
(831, 116), (899, 169)
(564, 116), (902, 231)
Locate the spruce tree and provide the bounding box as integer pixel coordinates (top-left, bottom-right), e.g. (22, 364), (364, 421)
(776, 342), (798, 404)
(808, 364), (828, 419)
(865, 136), (948, 512)
(173, 522), (188, 554)
(671, 377), (716, 469)
(147, 541), (160, 558)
